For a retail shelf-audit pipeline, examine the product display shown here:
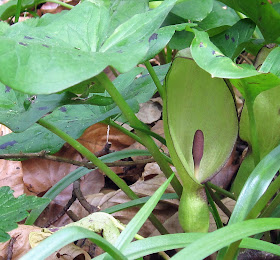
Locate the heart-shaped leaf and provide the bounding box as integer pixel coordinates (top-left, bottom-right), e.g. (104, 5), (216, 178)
(0, 0), (176, 94)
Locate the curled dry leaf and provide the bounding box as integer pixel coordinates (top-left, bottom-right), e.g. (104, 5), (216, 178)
(0, 124), (25, 197)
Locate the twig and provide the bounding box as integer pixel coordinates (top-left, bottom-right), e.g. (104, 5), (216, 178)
(44, 192), (77, 228)
(0, 151), (155, 168)
(7, 235), (18, 260)
(66, 210), (80, 222)
(73, 180), (98, 214)
(239, 53), (253, 65)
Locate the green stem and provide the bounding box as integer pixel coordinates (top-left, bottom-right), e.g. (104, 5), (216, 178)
(38, 118), (169, 235)
(38, 118), (136, 200)
(105, 119), (173, 165)
(223, 241), (240, 260)
(144, 61), (164, 97)
(247, 174), (280, 219)
(206, 182), (236, 201)
(15, 0), (22, 23)
(166, 45), (172, 63)
(205, 183), (231, 218)
(109, 66), (119, 77)
(244, 90), (260, 165)
(95, 72), (182, 196)
(260, 192), (280, 218)
(39, 0), (73, 9)
(105, 119), (144, 145)
(205, 185), (223, 229)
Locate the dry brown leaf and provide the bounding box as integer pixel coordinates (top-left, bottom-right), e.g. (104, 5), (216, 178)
(69, 163), (179, 237)
(23, 145), (82, 197)
(77, 123), (135, 154)
(23, 145), (104, 227)
(136, 100), (162, 124)
(127, 120), (168, 155)
(0, 124), (25, 197)
(0, 225), (41, 259)
(151, 212), (183, 236)
(39, 0), (79, 15)
(0, 225), (90, 260)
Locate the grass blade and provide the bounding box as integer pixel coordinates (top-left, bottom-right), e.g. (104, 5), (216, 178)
(230, 144), (280, 224)
(102, 193), (178, 214)
(20, 226), (126, 260)
(171, 218), (280, 260)
(112, 174), (175, 251)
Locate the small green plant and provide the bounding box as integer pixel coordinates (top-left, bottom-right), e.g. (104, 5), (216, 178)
(0, 0), (280, 259)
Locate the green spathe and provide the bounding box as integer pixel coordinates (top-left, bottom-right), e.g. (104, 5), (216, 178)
(164, 57), (238, 232)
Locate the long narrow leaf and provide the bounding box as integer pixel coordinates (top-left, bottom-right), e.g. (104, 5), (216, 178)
(112, 174), (175, 252)
(229, 144), (280, 225)
(103, 193), (178, 214)
(240, 237), (280, 257)
(120, 234), (280, 259)
(171, 218), (280, 260)
(20, 226), (126, 260)
(94, 233), (280, 260)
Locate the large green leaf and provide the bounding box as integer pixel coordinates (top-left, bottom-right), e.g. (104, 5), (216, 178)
(219, 0), (280, 42)
(0, 0), (176, 94)
(107, 0), (149, 35)
(0, 83), (77, 132)
(164, 57), (238, 184)
(0, 63), (169, 153)
(197, 0), (240, 35)
(171, 0), (213, 21)
(191, 29), (259, 78)
(0, 104), (121, 154)
(211, 18), (256, 60)
(0, 186), (49, 242)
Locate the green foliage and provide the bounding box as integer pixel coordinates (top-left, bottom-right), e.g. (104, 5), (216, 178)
(0, 0), (280, 259)
(0, 186), (49, 242)
(0, 0), (177, 94)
